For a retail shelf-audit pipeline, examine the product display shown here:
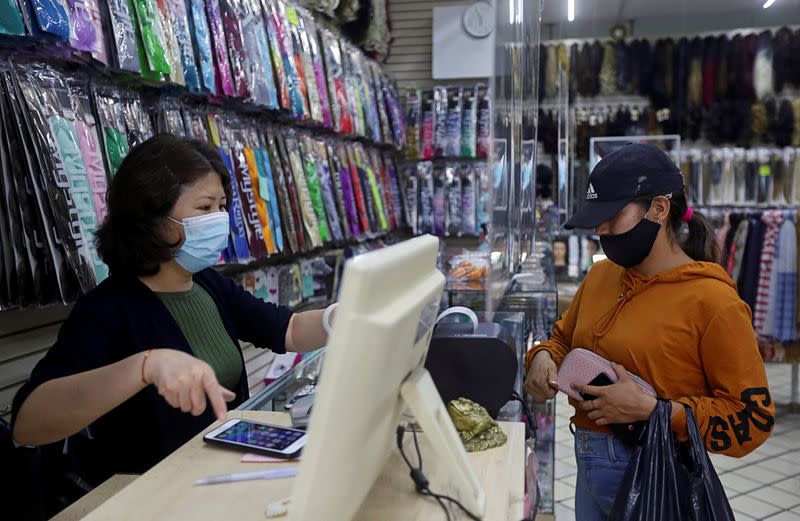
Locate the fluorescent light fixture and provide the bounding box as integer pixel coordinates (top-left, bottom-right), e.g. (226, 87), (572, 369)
(568, 0), (575, 21)
(763, 0), (776, 7)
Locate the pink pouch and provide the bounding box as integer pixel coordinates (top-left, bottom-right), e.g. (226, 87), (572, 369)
(556, 348), (656, 401)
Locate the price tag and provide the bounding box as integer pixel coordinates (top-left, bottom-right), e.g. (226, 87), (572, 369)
(759, 165), (771, 177)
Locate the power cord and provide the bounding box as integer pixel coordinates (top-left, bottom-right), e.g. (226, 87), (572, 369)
(396, 422), (539, 521)
(396, 425), (480, 521)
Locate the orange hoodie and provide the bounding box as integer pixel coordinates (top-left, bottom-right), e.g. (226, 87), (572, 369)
(525, 260), (774, 458)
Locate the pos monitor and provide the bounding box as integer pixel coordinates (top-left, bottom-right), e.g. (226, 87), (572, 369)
(288, 235), (486, 520)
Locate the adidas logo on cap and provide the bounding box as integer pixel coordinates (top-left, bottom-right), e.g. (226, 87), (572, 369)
(586, 183), (598, 200)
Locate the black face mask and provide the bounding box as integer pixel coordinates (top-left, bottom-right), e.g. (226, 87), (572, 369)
(599, 218), (661, 268)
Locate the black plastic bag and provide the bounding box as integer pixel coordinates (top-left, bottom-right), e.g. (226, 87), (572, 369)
(609, 400), (735, 521)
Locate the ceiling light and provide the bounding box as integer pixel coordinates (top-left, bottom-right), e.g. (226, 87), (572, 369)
(763, 0), (776, 8)
(568, 0), (575, 21)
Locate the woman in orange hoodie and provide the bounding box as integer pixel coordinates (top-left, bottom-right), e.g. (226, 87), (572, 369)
(524, 143), (773, 521)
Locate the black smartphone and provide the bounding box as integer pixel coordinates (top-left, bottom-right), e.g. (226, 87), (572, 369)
(580, 372), (646, 445)
(579, 372), (614, 401)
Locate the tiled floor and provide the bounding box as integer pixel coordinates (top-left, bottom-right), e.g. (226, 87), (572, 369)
(551, 363), (800, 521)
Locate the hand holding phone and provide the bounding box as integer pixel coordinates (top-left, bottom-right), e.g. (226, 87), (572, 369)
(577, 369), (648, 445)
(579, 372), (614, 401)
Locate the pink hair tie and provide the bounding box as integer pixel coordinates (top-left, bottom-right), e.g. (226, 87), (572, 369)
(682, 206), (694, 222)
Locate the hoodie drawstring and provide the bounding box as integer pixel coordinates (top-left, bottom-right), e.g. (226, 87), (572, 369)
(592, 271), (658, 347)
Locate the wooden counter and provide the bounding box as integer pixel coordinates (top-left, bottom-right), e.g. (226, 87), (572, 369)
(77, 410), (526, 521)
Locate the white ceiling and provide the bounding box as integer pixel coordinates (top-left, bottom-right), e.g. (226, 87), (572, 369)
(541, 0), (800, 24)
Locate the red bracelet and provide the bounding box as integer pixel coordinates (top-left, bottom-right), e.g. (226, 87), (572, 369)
(141, 349), (154, 385)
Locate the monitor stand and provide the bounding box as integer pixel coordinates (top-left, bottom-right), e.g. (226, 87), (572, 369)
(400, 367), (487, 516)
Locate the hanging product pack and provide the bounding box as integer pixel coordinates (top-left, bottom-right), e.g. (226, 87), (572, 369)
(609, 400), (736, 521)
(186, 0), (215, 94)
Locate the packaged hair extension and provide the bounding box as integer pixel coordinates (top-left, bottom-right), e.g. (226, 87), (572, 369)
(326, 141), (352, 240)
(120, 91), (153, 147)
(280, 2), (314, 120)
(357, 152), (378, 232)
(432, 164), (446, 235)
(733, 148), (747, 203)
(93, 87), (129, 176)
(264, 0), (304, 117)
(166, 0), (201, 91)
(67, 0), (98, 53)
(243, 144), (276, 255)
(231, 140), (275, 259)
(314, 139), (343, 241)
(446, 164), (461, 236)
(181, 107), (208, 141)
(82, 0), (107, 65)
(320, 30), (353, 134)
(289, 8), (322, 123)
(461, 86), (477, 158)
(246, 0), (277, 108)
(152, 99), (186, 135)
(256, 145), (284, 252)
(40, 72), (109, 283)
(333, 141), (360, 237)
(404, 88), (421, 159)
(368, 62), (392, 145)
(433, 87), (448, 158)
(444, 87), (463, 158)
(69, 79), (109, 226)
(30, 0), (70, 39)
(297, 134), (331, 242)
(358, 55), (382, 143)
(347, 143), (375, 232)
(0, 0), (25, 35)
(417, 161), (434, 234)
(0, 70), (36, 306)
(187, 0), (215, 94)
(342, 46), (365, 137)
(218, 0), (250, 98)
(216, 145), (252, 262)
(205, 0), (235, 96)
(4, 66), (62, 305)
(384, 79), (406, 151)
(236, 0), (264, 102)
(2, 80), (61, 306)
(401, 164), (419, 234)
(300, 12), (332, 128)
(155, 0), (184, 85)
(15, 66), (96, 295)
(266, 130), (300, 253)
(461, 164), (476, 235)
(275, 133), (307, 252)
(166, 0), (202, 89)
(476, 85), (490, 158)
(132, 0), (171, 75)
(284, 133), (322, 248)
(475, 163), (490, 229)
(420, 89), (435, 160)
(359, 144), (388, 231)
(369, 148), (395, 229)
(105, 0), (141, 72)
(382, 151), (404, 229)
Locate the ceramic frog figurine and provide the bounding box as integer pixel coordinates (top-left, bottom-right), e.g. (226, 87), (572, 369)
(447, 398), (507, 452)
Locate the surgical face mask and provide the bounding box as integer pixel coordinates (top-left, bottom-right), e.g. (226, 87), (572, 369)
(599, 212), (661, 269)
(169, 212), (230, 273)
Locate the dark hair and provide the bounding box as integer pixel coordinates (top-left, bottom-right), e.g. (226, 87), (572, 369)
(635, 190), (720, 263)
(96, 134), (232, 277)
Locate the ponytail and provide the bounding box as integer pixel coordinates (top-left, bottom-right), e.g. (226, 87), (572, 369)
(667, 191), (720, 262)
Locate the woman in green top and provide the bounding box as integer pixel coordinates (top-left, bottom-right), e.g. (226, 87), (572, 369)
(12, 135), (331, 486)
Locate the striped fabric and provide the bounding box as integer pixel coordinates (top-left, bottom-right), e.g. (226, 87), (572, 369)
(773, 217), (798, 343)
(753, 211), (785, 337)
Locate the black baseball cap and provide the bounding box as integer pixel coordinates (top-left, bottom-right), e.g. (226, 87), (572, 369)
(564, 143), (685, 230)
